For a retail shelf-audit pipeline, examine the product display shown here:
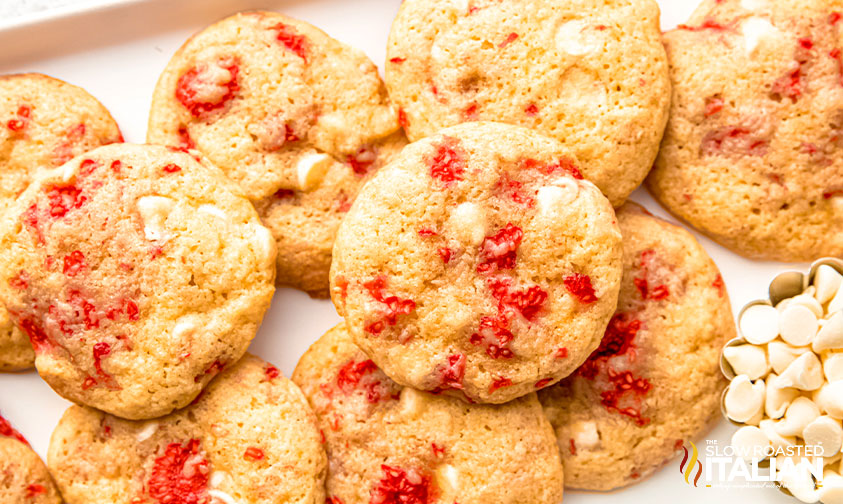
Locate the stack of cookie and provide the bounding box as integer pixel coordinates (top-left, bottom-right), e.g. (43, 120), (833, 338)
(5, 0), (841, 501)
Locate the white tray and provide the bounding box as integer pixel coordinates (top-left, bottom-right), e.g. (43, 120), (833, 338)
(0, 1), (800, 503)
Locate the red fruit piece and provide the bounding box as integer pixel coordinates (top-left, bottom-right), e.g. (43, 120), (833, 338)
(369, 465), (437, 504)
(162, 163), (182, 174)
(600, 369), (652, 426)
(433, 354), (466, 391)
(390, 57), (406, 63)
(496, 174), (535, 207)
(489, 376), (512, 394)
(7, 104), (31, 132)
(832, 12), (842, 25)
(417, 228), (437, 237)
(243, 447), (265, 461)
(0, 414), (28, 445)
(147, 439), (210, 504)
(8, 271), (29, 290)
(713, 274), (726, 297)
(470, 313), (514, 359)
(556, 347), (568, 359)
(26, 484), (46, 497)
(563, 273), (598, 304)
(523, 157), (583, 180)
(363, 275), (416, 335)
(569, 439), (577, 455)
(177, 126), (196, 150)
(677, 18), (727, 31)
(535, 378), (553, 389)
(525, 103), (539, 117)
(831, 49), (843, 87)
(498, 32), (518, 48)
(700, 127), (768, 157)
(265, 364), (280, 380)
(578, 313), (641, 380)
(428, 137), (465, 186)
(63, 250), (87, 277)
(431, 443), (446, 457)
(273, 23), (308, 60)
(704, 96), (724, 117)
(194, 360), (225, 383)
(398, 108), (409, 129)
(15, 316), (53, 353)
(327, 497), (345, 504)
(770, 66), (804, 102)
(477, 223), (523, 274)
(175, 60), (240, 118)
(488, 276), (547, 321)
(46, 184), (86, 218)
(336, 359), (396, 404)
(347, 147), (377, 175)
(437, 247), (452, 264)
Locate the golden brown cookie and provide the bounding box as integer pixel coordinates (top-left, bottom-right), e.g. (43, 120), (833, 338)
(0, 73), (123, 372)
(538, 203), (736, 490)
(330, 122), (623, 404)
(0, 144), (276, 419)
(292, 324), (565, 504)
(385, 0), (671, 207)
(148, 11), (406, 297)
(48, 354), (326, 504)
(0, 412), (62, 503)
(648, 0), (843, 261)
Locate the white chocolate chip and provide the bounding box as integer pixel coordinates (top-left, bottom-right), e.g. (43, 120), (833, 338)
(172, 318), (198, 341)
(537, 181), (578, 210)
(765, 374), (799, 419)
(815, 382), (843, 419)
(740, 304), (779, 344)
(815, 265), (843, 304)
(135, 421), (159, 442)
(724, 344), (769, 380)
(247, 223), (277, 271)
(803, 416), (843, 457)
(61, 162), (78, 182)
(430, 42), (447, 64)
(779, 305), (818, 346)
(296, 153), (333, 191)
(788, 294), (824, 319)
(760, 419), (797, 449)
(570, 420), (600, 451)
(779, 460), (820, 504)
(137, 196), (175, 241)
(399, 387), (427, 418)
(741, 17), (780, 56)
(446, 202), (486, 247)
(435, 464), (459, 495)
(815, 312), (843, 353)
(556, 19), (600, 56)
(208, 489), (238, 504)
(825, 354), (843, 383)
(830, 284), (843, 314)
(776, 397), (821, 437)
(740, 0), (767, 11)
(776, 352), (824, 391)
(725, 375), (766, 423)
(819, 470), (843, 504)
(769, 341), (811, 375)
(198, 204), (226, 220)
(731, 426), (770, 461)
(210, 471), (230, 488)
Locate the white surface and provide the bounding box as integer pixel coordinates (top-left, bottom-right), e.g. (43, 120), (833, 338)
(0, 1), (802, 502)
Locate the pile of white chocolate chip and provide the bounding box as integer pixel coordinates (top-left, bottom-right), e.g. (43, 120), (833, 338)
(723, 265), (843, 504)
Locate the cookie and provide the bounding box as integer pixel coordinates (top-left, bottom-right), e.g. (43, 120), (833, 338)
(48, 354), (326, 504)
(330, 122), (623, 404)
(0, 73), (123, 371)
(538, 203), (736, 490)
(1, 413), (62, 503)
(148, 11), (407, 297)
(292, 323), (564, 504)
(0, 143), (276, 419)
(384, 0), (670, 207)
(647, 0), (843, 261)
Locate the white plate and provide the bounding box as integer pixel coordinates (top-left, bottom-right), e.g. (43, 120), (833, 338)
(0, 1), (801, 503)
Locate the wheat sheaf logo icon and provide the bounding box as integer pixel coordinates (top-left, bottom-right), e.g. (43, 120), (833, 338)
(679, 441), (703, 487)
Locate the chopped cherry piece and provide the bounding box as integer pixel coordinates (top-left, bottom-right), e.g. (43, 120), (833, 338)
(147, 439), (210, 504)
(369, 465), (436, 504)
(489, 376), (512, 394)
(243, 447), (265, 461)
(175, 60), (240, 118)
(477, 223), (522, 274)
(63, 250), (87, 277)
(563, 273), (598, 304)
(556, 347), (568, 359)
(428, 137), (465, 186)
(273, 23), (309, 60)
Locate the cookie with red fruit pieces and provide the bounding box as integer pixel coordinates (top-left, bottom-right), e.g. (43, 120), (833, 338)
(330, 122), (623, 404)
(538, 202), (735, 490)
(0, 73), (123, 372)
(648, 0), (843, 261)
(48, 354), (326, 504)
(0, 412), (63, 503)
(0, 144), (276, 419)
(147, 11), (407, 297)
(292, 323), (564, 504)
(385, 0), (670, 207)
